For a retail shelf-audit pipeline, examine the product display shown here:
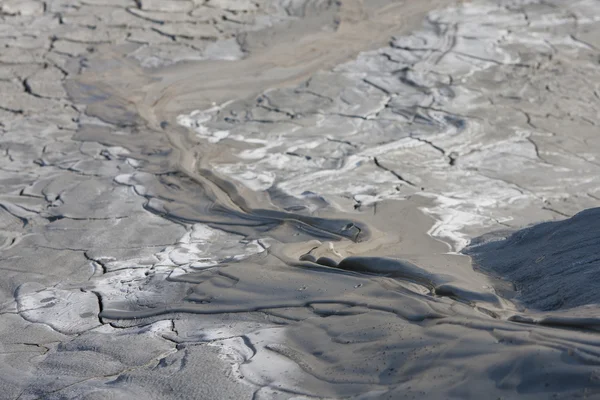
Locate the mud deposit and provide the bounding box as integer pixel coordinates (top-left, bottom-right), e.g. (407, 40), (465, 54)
(2, 0), (600, 399)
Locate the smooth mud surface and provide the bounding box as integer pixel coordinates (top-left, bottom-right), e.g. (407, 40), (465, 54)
(2, 0), (600, 399)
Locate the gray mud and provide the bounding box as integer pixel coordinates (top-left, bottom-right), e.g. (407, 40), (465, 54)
(466, 208), (600, 312)
(3, 0), (600, 399)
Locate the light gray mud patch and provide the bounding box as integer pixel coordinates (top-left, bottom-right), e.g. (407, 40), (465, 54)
(0, 0), (338, 398)
(179, 0), (600, 250)
(4, 0), (600, 399)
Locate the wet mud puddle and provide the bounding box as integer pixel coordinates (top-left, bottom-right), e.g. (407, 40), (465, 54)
(4, 0), (600, 398)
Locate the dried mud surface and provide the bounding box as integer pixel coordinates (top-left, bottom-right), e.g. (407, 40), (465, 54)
(2, 0), (600, 399)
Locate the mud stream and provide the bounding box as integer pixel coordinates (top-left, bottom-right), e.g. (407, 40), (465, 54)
(3, 0), (600, 398)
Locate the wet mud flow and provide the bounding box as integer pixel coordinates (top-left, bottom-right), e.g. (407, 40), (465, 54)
(3, 0), (600, 398)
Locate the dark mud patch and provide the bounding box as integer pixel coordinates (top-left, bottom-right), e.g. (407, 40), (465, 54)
(465, 208), (600, 311)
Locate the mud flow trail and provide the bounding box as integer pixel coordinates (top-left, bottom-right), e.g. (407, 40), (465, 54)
(3, 0), (600, 399)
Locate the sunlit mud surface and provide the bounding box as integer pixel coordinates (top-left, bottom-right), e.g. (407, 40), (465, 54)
(3, 0), (600, 399)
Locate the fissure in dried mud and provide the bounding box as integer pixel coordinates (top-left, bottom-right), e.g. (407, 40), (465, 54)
(3, 0), (600, 399)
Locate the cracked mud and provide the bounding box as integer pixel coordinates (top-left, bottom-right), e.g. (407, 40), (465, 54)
(2, 0), (600, 399)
